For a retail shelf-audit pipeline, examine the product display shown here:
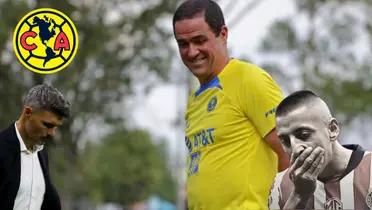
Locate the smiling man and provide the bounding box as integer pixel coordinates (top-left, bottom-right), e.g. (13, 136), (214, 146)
(270, 90), (371, 209)
(0, 84), (70, 210)
(173, 0), (289, 209)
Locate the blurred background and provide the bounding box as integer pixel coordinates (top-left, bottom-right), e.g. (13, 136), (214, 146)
(0, 0), (371, 209)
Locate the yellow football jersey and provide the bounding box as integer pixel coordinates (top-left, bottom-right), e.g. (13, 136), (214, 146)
(185, 59), (283, 210)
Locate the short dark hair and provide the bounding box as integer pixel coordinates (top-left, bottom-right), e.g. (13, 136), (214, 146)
(23, 84), (71, 118)
(276, 90), (319, 117)
(173, 0), (225, 36)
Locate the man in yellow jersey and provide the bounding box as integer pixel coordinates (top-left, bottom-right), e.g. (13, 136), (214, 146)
(172, 0), (290, 209)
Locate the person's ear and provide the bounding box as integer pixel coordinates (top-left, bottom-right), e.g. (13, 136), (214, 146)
(23, 106), (33, 118)
(219, 25), (228, 44)
(328, 118), (340, 141)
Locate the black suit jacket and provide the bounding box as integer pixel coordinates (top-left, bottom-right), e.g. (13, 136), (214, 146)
(0, 124), (61, 210)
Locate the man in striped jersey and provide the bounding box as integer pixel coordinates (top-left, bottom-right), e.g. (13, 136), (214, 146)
(269, 90), (372, 209)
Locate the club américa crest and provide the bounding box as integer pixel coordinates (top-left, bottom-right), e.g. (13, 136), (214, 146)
(207, 96), (217, 112)
(13, 8), (78, 74)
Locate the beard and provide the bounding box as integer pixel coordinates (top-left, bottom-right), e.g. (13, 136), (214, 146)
(39, 135), (53, 145)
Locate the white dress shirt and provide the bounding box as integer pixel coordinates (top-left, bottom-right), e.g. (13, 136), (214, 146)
(13, 123), (46, 210)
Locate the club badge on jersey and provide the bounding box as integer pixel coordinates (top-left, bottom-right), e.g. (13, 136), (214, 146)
(207, 96), (217, 112)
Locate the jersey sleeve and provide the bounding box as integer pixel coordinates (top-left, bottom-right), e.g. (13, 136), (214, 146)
(241, 66), (283, 138)
(269, 171), (285, 209)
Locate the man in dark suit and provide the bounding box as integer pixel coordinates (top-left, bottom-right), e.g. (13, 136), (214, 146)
(0, 83), (70, 210)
